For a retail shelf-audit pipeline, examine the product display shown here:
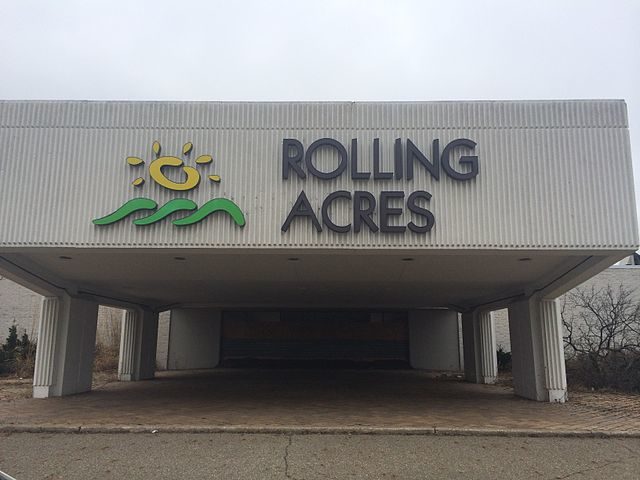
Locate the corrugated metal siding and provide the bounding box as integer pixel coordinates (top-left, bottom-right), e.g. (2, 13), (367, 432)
(0, 100), (637, 249)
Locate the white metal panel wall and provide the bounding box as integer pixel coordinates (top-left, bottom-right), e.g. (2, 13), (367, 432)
(167, 308), (221, 370)
(409, 309), (461, 371)
(0, 100), (637, 249)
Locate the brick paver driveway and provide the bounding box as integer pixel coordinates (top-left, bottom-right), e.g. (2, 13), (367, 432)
(1, 369), (639, 433)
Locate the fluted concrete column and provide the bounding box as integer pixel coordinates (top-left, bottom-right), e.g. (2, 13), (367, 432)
(118, 309), (158, 381)
(32, 295), (98, 398)
(118, 310), (138, 381)
(508, 296), (568, 402)
(478, 311), (498, 384)
(540, 299), (568, 403)
(462, 310), (497, 384)
(33, 297), (60, 398)
(461, 311), (480, 383)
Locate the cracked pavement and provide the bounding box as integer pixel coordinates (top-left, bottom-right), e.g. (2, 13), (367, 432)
(1, 432), (639, 479)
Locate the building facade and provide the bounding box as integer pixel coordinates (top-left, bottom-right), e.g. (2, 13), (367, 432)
(0, 100), (637, 402)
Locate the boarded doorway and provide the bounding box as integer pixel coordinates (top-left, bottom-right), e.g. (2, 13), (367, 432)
(221, 311), (409, 368)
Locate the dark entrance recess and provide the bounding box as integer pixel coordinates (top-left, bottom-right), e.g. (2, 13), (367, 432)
(221, 311), (409, 369)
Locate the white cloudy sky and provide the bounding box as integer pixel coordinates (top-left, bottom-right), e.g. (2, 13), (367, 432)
(1, 0), (639, 230)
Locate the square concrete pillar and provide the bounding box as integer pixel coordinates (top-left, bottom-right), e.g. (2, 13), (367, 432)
(167, 308), (221, 370)
(408, 309), (461, 371)
(508, 297), (568, 402)
(118, 308), (159, 381)
(461, 310), (497, 384)
(33, 294), (99, 398)
(478, 312), (498, 384)
(461, 311), (481, 383)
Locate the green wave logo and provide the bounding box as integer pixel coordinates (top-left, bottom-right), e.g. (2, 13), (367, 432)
(93, 197), (246, 228)
(92, 198), (158, 225)
(173, 198), (245, 227)
(134, 198), (198, 226)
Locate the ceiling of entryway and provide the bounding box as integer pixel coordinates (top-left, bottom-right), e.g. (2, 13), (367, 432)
(0, 249), (627, 311)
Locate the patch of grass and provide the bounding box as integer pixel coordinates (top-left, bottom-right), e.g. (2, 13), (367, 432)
(94, 343), (119, 373)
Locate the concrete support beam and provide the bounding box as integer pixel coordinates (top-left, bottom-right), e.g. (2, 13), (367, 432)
(138, 310), (159, 379)
(461, 311), (480, 383)
(33, 295), (99, 398)
(408, 309), (461, 371)
(118, 310), (137, 381)
(33, 297), (60, 398)
(508, 297), (567, 402)
(461, 310), (497, 384)
(167, 308), (221, 370)
(478, 311), (498, 384)
(508, 299), (545, 401)
(118, 309), (158, 381)
(540, 299), (568, 402)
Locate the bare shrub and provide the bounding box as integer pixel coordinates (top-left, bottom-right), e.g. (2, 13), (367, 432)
(94, 343), (119, 372)
(15, 341), (36, 378)
(94, 307), (122, 372)
(562, 284), (640, 392)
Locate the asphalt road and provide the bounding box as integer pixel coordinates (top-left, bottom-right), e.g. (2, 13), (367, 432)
(1, 433), (639, 479)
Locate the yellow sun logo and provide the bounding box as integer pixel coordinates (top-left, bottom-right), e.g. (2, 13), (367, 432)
(126, 141), (221, 191)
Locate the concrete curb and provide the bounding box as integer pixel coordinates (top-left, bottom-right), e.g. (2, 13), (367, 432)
(1, 424), (639, 438)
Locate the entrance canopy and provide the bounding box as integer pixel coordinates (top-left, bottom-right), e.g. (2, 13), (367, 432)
(0, 100), (637, 311)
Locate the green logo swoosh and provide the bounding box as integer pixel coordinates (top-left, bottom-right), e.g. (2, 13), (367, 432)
(173, 198), (246, 227)
(92, 198), (158, 225)
(93, 197), (245, 228)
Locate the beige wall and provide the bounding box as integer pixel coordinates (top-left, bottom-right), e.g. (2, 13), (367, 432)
(95, 307), (122, 348)
(156, 311), (170, 370)
(494, 309), (510, 351)
(0, 276), (40, 340)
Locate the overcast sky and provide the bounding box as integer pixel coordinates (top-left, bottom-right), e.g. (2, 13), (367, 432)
(1, 0), (639, 231)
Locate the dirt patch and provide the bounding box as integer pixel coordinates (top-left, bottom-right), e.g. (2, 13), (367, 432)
(92, 370), (118, 390)
(570, 389), (640, 416)
(0, 376), (32, 401)
(0, 370), (119, 402)
(93, 345), (119, 372)
(496, 372), (513, 388)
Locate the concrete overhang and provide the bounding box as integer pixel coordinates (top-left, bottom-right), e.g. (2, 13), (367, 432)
(0, 248), (631, 312)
